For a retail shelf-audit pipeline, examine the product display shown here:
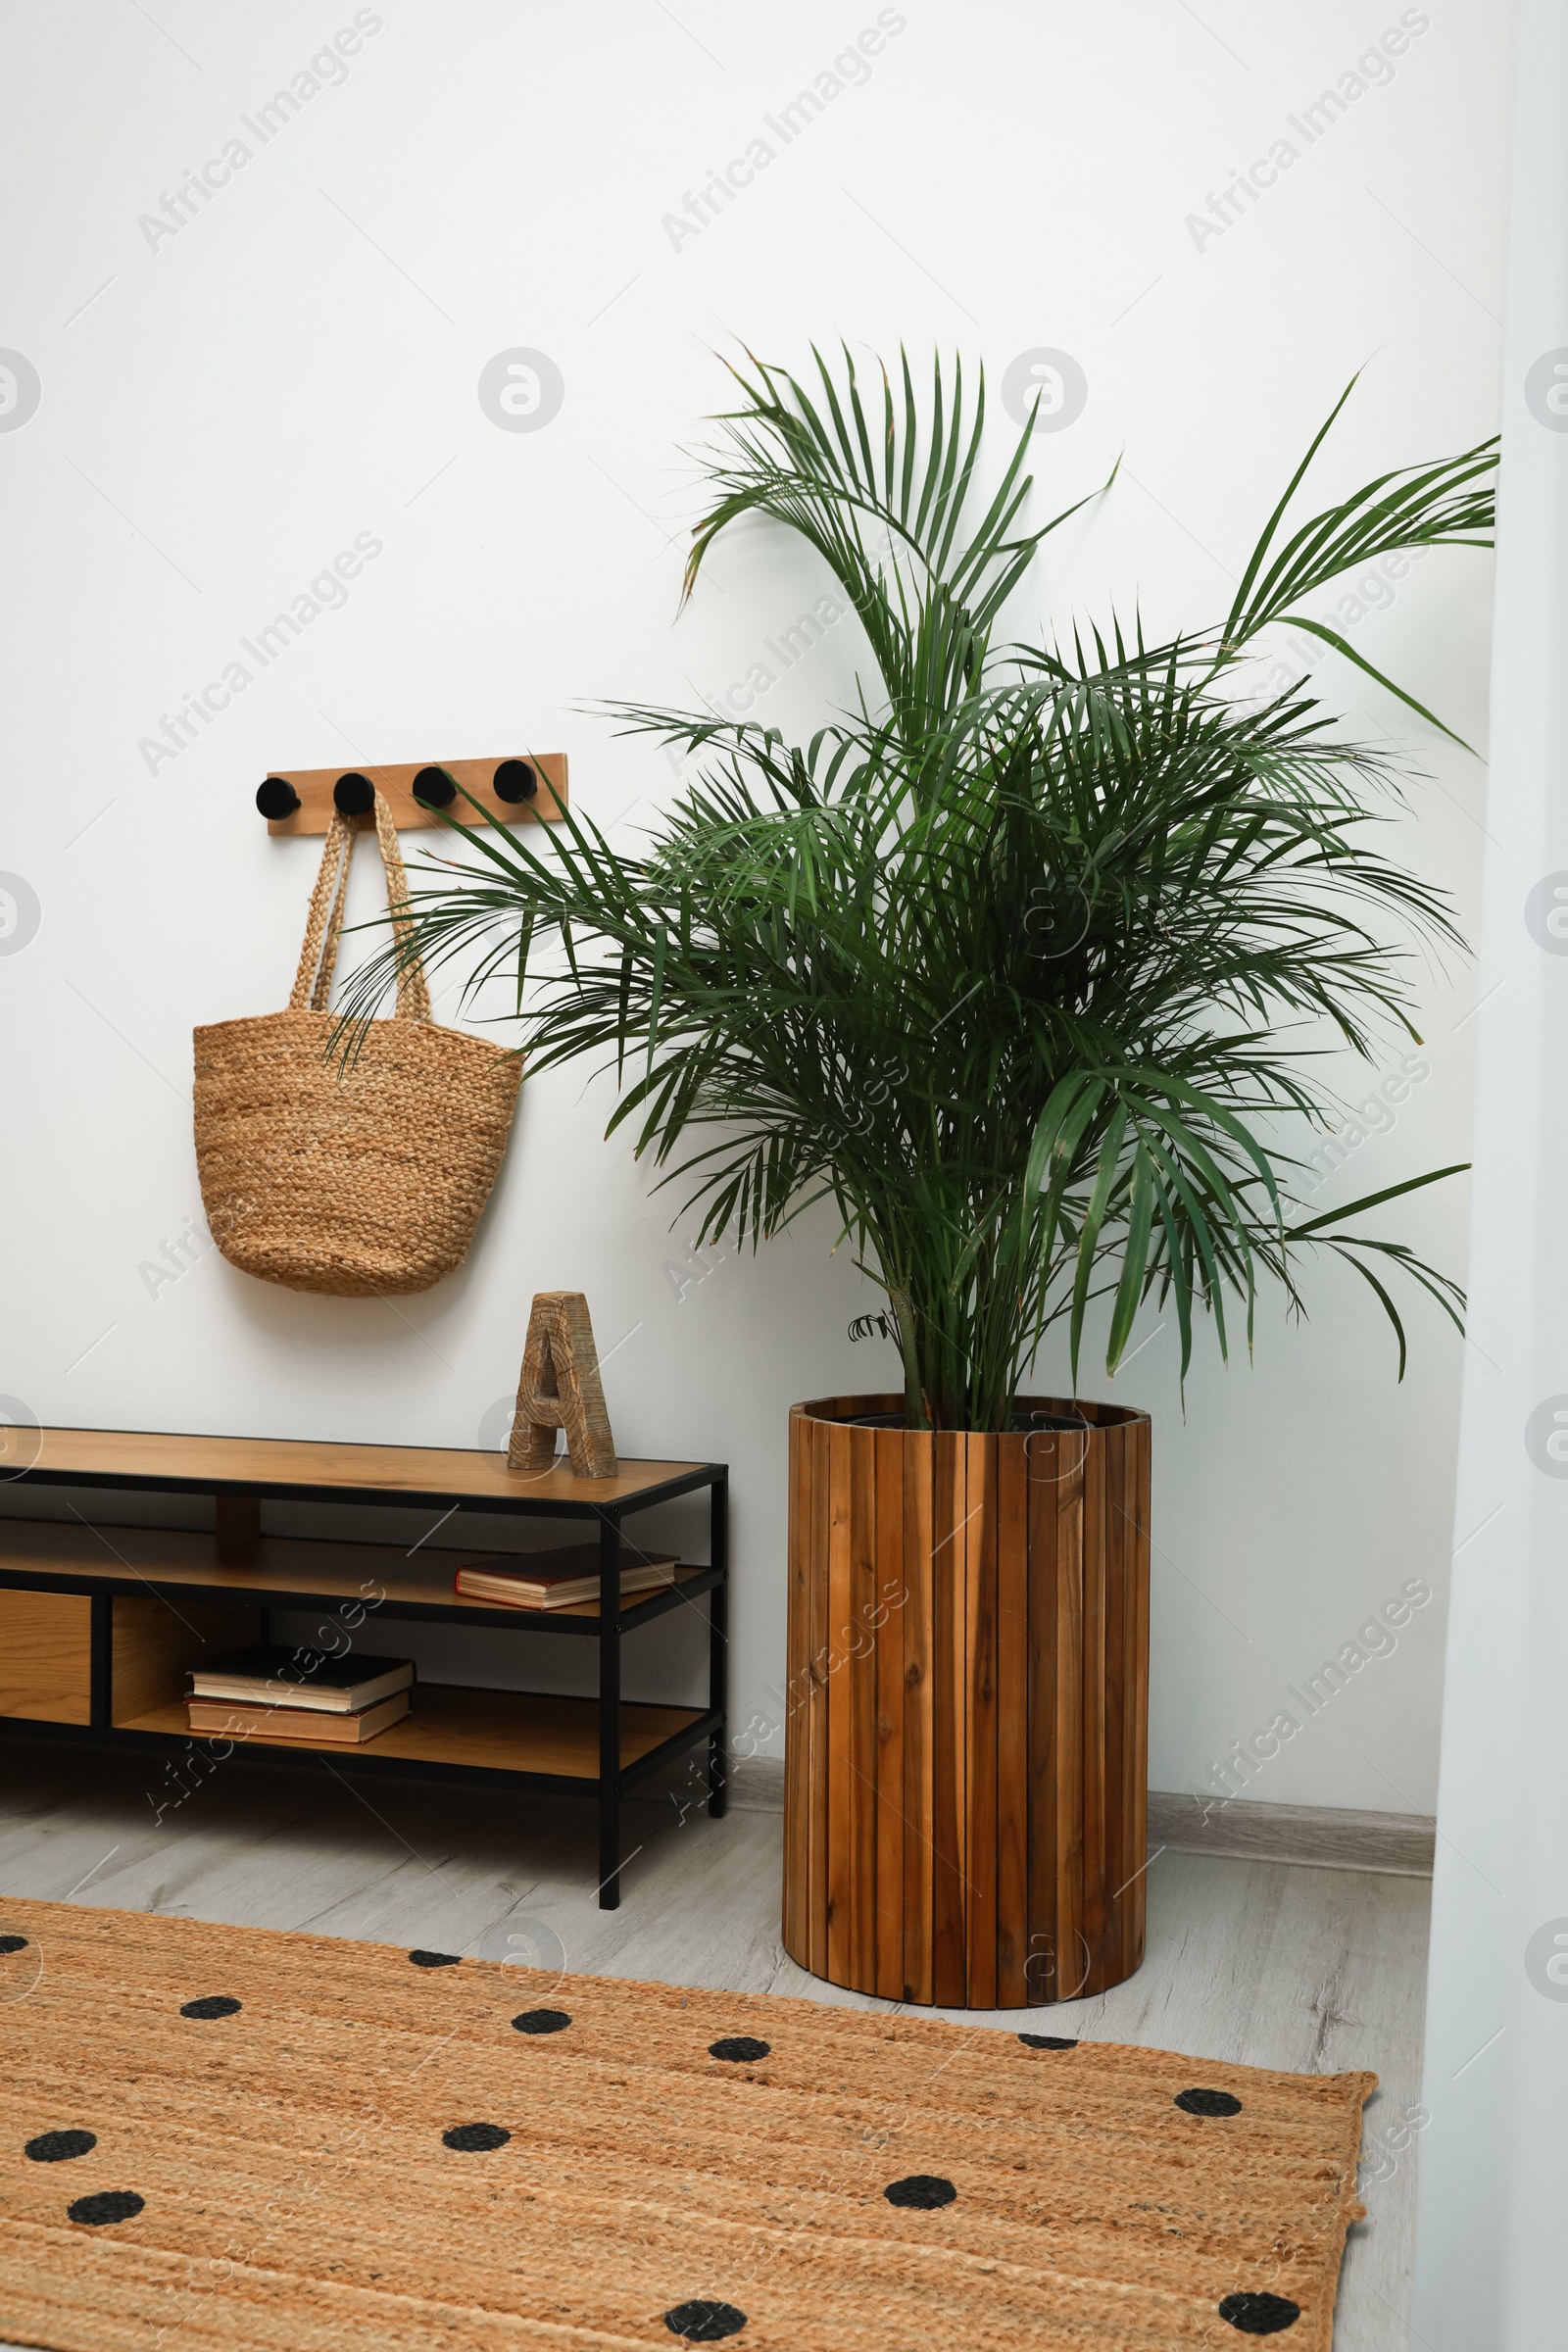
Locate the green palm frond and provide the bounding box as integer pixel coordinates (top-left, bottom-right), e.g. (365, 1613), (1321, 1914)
(335, 347), (1494, 1428)
(682, 343), (1116, 750)
(1214, 373), (1496, 745)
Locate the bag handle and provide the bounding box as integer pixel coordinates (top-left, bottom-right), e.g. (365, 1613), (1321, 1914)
(289, 790), (433, 1022)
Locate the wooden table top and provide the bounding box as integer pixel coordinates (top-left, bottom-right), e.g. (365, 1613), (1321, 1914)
(18, 1428), (719, 1512)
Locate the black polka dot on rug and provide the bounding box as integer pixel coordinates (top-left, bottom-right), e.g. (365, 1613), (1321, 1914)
(512, 2008), (571, 2035)
(1175, 2086), (1244, 2118)
(25, 2130), (96, 2163)
(0, 1936), (27, 1955)
(441, 2124), (512, 2152)
(708, 2036), (770, 2064)
(884, 2174), (957, 2210)
(663, 2299), (748, 2340)
(68, 2191), (144, 2227)
(179, 1996), (241, 2020)
(1018, 2033), (1078, 2050)
(1217, 2289), (1301, 2334)
(409, 1949), (461, 1969)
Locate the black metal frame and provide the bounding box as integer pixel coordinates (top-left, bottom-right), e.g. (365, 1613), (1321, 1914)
(2, 1455), (729, 1911)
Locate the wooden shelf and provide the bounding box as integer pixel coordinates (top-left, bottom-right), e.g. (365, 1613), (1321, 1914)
(117, 1684), (704, 1780)
(18, 1427), (714, 1514)
(0, 1520), (712, 1629)
(0, 1423), (728, 1909)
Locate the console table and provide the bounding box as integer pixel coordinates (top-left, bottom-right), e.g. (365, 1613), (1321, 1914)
(0, 1427), (728, 1908)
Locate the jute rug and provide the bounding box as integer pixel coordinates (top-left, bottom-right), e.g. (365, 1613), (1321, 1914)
(0, 1897), (1371, 2351)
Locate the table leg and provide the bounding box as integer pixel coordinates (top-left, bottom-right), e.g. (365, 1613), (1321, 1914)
(709, 1474), (728, 1818)
(89, 1592), (112, 1731)
(598, 1513), (622, 1908)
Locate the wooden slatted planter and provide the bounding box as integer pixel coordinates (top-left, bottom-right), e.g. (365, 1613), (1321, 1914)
(783, 1393), (1151, 2009)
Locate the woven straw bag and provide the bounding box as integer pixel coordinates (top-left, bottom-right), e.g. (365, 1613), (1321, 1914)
(193, 791), (521, 1297)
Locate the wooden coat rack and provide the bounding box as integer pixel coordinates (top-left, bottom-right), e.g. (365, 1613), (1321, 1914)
(256, 756), (568, 835)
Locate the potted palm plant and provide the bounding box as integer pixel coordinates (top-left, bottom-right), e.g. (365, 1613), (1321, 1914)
(347, 349), (1494, 2008)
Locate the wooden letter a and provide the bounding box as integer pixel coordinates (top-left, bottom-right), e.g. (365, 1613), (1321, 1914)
(508, 1291), (619, 1479)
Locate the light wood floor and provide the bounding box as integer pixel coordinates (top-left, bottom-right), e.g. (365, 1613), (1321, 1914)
(0, 1740), (1429, 2352)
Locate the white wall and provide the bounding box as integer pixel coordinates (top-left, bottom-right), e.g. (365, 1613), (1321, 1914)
(0, 0), (1511, 1804)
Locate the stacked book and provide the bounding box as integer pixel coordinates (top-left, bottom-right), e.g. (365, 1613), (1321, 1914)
(186, 1646), (415, 1744)
(455, 1543), (680, 1610)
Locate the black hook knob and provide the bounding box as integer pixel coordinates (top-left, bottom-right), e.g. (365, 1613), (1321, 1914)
(413, 765), (457, 808)
(493, 759), (537, 804)
(333, 772), (375, 816)
(256, 776), (300, 819)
